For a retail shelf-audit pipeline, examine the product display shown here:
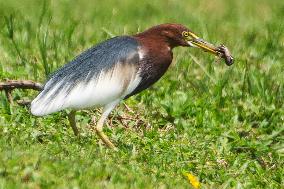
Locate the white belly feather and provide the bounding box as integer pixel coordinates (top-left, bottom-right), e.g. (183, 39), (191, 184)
(31, 63), (141, 116)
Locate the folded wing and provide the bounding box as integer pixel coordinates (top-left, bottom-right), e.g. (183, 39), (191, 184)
(31, 36), (141, 116)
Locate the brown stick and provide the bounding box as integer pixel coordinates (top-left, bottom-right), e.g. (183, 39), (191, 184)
(0, 80), (43, 105)
(16, 99), (32, 106)
(0, 80), (43, 91)
(5, 90), (14, 105)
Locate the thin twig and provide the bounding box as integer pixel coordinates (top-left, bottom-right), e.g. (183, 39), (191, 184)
(0, 80), (43, 91)
(16, 100), (32, 106)
(0, 79), (43, 106)
(123, 102), (135, 113)
(5, 90), (14, 105)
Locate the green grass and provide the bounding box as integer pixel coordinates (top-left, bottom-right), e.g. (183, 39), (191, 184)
(0, 0), (283, 188)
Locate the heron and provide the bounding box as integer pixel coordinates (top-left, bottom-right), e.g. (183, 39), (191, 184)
(31, 23), (233, 149)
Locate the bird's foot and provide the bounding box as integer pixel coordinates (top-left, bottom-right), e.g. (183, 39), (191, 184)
(95, 128), (117, 150)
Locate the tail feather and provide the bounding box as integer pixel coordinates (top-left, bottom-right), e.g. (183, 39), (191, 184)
(30, 80), (67, 116)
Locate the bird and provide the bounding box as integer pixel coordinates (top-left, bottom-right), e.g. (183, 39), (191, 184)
(31, 23), (233, 149)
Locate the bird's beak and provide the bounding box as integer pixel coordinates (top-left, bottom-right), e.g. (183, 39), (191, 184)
(187, 37), (234, 66)
(188, 38), (219, 56)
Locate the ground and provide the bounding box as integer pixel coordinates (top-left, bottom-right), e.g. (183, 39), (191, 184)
(0, 0), (283, 188)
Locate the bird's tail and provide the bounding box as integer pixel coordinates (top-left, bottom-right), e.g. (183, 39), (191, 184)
(30, 93), (52, 116)
(30, 82), (67, 116)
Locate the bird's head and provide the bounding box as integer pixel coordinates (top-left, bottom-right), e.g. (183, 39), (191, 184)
(137, 23), (234, 66)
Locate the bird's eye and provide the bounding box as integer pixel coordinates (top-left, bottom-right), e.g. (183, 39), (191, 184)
(182, 31), (189, 37)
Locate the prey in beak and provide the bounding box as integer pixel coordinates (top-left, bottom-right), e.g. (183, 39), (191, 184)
(182, 31), (234, 66)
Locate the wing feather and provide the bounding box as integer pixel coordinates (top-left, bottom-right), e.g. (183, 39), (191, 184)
(31, 36), (140, 116)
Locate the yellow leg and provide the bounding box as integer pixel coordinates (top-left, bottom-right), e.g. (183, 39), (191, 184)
(67, 110), (79, 136)
(94, 101), (119, 150)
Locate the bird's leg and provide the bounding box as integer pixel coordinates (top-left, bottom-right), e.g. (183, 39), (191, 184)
(93, 101), (119, 149)
(67, 110), (79, 136)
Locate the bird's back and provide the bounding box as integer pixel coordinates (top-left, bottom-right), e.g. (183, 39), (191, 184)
(31, 36), (140, 116)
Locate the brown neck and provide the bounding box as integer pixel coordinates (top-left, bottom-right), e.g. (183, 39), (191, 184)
(133, 32), (174, 50)
(132, 32), (173, 74)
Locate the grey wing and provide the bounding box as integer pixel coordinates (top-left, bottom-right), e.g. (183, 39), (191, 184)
(31, 36), (141, 116)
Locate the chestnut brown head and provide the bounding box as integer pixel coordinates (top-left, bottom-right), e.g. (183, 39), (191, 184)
(136, 23), (234, 66)
(136, 23), (192, 47)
